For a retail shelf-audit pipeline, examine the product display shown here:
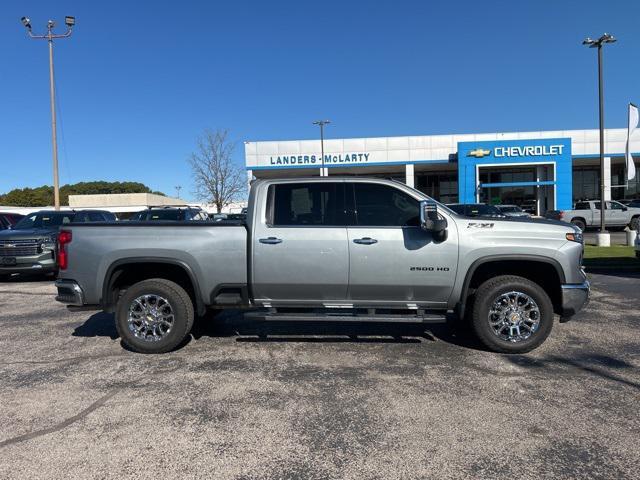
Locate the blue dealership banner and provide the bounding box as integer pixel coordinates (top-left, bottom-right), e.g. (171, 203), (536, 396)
(457, 138), (572, 210)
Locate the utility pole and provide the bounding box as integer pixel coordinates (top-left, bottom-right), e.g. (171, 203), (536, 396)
(313, 120), (330, 177)
(175, 186), (182, 199)
(583, 33), (616, 246)
(21, 16), (75, 210)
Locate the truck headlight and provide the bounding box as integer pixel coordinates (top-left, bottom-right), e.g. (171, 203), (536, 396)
(566, 232), (583, 243)
(41, 235), (57, 250)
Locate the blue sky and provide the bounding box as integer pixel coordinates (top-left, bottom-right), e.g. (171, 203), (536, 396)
(1, 0), (639, 200)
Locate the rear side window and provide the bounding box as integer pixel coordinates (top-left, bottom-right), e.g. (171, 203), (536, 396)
(270, 183), (343, 226)
(575, 202), (590, 210)
(352, 183), (419, 227)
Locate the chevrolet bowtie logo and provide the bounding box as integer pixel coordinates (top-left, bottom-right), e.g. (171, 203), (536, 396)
(468, 148), (491, 158)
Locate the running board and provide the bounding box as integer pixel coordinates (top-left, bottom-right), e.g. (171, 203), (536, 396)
(244, 310), (447, 324)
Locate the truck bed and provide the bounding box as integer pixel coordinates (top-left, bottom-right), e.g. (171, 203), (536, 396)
(61, 222), (248, 307)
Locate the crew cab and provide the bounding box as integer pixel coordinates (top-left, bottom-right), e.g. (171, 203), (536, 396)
(545, 200), (640, 231)
(55, 178), (589, 354)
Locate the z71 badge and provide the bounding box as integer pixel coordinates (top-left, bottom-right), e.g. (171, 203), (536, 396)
(467, 222), (494, 229)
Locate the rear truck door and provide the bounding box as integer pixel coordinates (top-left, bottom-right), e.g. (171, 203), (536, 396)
(251, 181), (349, 305)
(608, 201), (628, 225)
(345, 182), (458, 307)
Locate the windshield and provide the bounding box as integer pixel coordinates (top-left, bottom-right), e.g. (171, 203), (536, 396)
(498, 206), (522, 213)
(448, 204), (503, 217)
(13, 212), (75, 230)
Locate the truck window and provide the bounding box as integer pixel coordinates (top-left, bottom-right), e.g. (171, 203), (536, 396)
(574, 202), (589, 210)
(352, 183), (420, 227)
(270, 183), (343, 226)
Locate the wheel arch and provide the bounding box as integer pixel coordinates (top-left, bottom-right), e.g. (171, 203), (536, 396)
(101, 257), (205, 316)
(457, 255), (565, 318)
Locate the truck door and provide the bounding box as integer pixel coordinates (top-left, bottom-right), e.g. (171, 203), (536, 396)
(607, 201), (628, 225)
(251, 181), (349, 304)
(345, 182), (458, 307)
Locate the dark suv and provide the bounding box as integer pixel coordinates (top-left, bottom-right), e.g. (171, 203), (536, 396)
(130, 206), (208, 221)
(0, 209), (115, 280)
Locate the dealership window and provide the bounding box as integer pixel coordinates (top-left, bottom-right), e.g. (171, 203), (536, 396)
(270, 182), (344, 226)
(572, 166), (600, 202)
(415, 172), (458, 204)
(611, 161), (640, 199)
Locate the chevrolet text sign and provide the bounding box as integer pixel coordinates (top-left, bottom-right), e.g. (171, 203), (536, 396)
(494, 144), (565, 158)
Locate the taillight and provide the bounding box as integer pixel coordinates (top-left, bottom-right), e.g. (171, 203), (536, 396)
(559, 211), (564, 219)
(57, 230), (72, 270)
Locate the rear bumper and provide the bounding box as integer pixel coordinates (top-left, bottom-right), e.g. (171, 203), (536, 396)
(55, 279), (85, 306)
(560, 281), (590, 321)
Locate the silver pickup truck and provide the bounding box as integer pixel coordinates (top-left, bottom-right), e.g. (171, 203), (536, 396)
(545, 200), (640, 231)
(55, 177), (589, 354)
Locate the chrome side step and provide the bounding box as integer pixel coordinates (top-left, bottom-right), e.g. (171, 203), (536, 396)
(244, 309), (447, 324)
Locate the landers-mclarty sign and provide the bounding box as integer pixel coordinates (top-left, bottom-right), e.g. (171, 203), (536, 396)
(270, 153), (371, 166)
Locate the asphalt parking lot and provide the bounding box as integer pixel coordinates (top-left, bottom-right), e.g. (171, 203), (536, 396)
(0, 272), (639, 480)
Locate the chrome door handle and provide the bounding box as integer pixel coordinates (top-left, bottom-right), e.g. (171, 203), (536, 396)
(259, 237), (283, 244)
(353, 237), (378, 245)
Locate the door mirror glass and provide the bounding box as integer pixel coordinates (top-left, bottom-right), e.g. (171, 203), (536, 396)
(420, 200), (447, 233)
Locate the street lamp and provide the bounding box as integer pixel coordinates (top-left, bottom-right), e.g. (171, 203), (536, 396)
(313, 120), (330, 177)
(583, 33), (616, 244)
(20, 16), (76, 210)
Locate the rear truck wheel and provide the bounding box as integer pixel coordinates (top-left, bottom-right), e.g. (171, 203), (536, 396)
(116, 278), (194, 354)
(630, 216), (640, 231)
(571, 219), (586, 231)
(471, 275), (554, 354)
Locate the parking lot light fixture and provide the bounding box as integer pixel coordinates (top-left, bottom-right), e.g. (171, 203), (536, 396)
(582, 33), (616, 240)
(20, 15), (76, 211)
(313, 120), (331, 177)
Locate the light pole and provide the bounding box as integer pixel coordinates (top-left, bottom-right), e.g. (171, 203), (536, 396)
(21, 16), (76, 211)
(583, 33), (616, 242)
(313, 120), (330, 177)
(175, 186), (182, 199)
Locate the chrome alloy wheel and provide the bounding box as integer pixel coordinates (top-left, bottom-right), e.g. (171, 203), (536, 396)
(127, 294), (175, 342)
(488, 291), (541, 343)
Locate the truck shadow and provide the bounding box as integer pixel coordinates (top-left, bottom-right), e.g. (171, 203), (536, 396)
(72, 310), (482, 349)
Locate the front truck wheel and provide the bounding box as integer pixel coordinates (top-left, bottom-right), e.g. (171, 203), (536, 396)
(116, 278), (194, 354)
(471, 275), (554, 354)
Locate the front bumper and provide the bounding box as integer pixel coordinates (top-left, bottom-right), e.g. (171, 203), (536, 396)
(0, 250), (56, 275)
(560, 281), (590, 321)
(55, 279), (85, 306)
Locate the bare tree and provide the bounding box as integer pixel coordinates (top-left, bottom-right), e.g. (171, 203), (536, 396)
(188, 129), (246, 213)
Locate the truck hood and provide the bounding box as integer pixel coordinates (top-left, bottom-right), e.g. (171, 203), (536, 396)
(0, 228), (57, 240)
(453, 214), (577, 235)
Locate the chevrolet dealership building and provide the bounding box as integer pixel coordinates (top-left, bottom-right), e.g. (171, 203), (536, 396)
(245, 128), (640, 215)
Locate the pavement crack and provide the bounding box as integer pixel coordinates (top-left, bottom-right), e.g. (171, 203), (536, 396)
(0, 390), (118, 449)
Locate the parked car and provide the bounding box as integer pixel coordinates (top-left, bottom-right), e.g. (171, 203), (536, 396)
(545, 200), (640, 231)
(495, 205), (531, 218)
(0, 209), (115, 280)
(55, 177), (588, 355)
(130, 206), (208, 222)
(446, 203), (507, 218)
(0, 212), (25, 230)
(211, 213), (245, 223)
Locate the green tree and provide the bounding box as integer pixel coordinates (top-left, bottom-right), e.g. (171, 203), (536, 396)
(0, 181), (164, 207)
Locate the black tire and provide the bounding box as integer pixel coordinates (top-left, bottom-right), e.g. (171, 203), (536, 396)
(471, 275), (554, 354)
(630, 216), (640, 231)
(571, 219), (586, 231)
(115, 278), (194, 354)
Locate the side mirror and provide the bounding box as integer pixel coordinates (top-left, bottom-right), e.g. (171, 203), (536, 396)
(622, 206), (628, 211)
(420, 199), (448, 233)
